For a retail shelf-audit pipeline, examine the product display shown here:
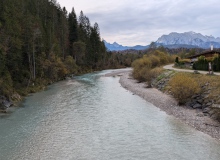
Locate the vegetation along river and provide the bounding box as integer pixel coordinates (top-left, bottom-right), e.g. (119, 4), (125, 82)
(0, 69), (220, 160)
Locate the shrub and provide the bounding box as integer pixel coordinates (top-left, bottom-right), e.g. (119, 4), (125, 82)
(179, 59), (191, 63)
(152, 50), (169, 65)
(175, 57), (179, 64)
(140, 67), (151, 83)
(0, 71), (13, 98)
(206, 57), (213, 62)
(132, 57), (152, 70)
(193, 56), (208, 70)
(132, 58), (152, 82)
(212, 55), (220, 71)
(131, 49), (173, 83)
(168, 73), (201, 105)
(133, 67), (163, 87)
(148, 55), (160, 68)
(168, 54), (176, 63)
(145, 67), (163, 87)
(174, 58), (191, 67)
(64, 56), (78, 74)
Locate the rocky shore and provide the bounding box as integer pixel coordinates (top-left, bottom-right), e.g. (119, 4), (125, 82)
(0, 96), (13, 112)
(0, 94), (22, 113)
(107, 70), (220, 140)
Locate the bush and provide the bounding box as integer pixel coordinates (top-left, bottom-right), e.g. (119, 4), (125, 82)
(152, 50), (169, 65)
(169, 73), (200, 105)
(206, 57), (213, 62)
(139, 57), (152, 68)
(193, 55), (208, 71)
(148, 55), (160, 68)
(133, 67), (163, 86)
(145, 67), (163, 87)
(179, 59), (191, 63)
(168, 54), (176, 63)
(64, 56), (78, 74)
(212, 55), (220, 71)
(175, 57), (179, 64)
(132, 58), (152, 82)
(131, 49), (173, 83)
(140, 67), (151, 83)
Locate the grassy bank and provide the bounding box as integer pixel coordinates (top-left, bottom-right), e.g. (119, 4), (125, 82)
(152, 70), (220, 122)
(131, 49), (220, 123)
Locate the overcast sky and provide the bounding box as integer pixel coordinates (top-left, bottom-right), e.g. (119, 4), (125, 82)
(57, 0), (220, 46)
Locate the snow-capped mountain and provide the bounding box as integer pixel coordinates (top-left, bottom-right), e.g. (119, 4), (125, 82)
(104, 32), (220, 51)
(103, 40), (148, 51)
(156, 31), (220, 48)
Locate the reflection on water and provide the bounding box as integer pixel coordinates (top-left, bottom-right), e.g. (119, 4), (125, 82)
(0, 69), (220, 160)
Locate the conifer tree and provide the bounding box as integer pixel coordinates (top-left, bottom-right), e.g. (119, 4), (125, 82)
(0, 0), (108, 97)
(68, 8), (78, 56)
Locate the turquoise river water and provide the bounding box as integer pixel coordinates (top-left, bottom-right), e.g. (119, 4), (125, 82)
(0, 69), (220, 160)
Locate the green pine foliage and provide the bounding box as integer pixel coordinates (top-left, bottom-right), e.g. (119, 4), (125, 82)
(0, 0), (112, 97)
(212, 55), (220, 71)
(193, 56), (208, 70)
(192, 54), (220, 71)
(0, 0), (142, 99)
(0, 0), (141, 99)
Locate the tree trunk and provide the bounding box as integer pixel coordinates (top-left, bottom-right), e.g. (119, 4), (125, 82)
(33, 35), (36, 80)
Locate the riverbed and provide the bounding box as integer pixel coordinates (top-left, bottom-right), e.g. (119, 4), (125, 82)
(0, 69), (220, 160)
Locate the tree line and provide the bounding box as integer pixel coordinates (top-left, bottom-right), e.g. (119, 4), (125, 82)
(0, 0), (140, 98)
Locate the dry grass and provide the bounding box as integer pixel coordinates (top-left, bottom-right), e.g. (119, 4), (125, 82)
(179, 58), (191, 63)
(168, 73), (201, 104)
(144, 67), (164, 87)
(188, 74), (220, 103)
(167, 72), (220, 103)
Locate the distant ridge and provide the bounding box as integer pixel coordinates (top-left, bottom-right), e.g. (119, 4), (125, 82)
(103, 40), (148, 51)
(104, 32), (220, 51)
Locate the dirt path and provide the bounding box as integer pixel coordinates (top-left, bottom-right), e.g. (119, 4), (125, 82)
(163, 64), (220, 75)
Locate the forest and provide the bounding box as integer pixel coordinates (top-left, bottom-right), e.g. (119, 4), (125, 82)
(0, 0), (142, 99)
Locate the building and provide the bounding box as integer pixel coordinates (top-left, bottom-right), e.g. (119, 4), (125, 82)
(187, 46), (220, 71)
(188, 46), (220, 62)
(188, 50), (220, 61)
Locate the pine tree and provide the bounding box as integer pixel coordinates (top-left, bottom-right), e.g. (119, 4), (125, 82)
(0, 0), (108, 97)
(68, 8), (78, 56)
(72, 41), (86, 65)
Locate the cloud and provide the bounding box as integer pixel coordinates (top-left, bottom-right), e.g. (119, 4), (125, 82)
(58, 0), (220, 46)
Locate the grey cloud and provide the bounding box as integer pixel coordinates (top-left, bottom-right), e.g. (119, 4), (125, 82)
(59, 0), (220, 45)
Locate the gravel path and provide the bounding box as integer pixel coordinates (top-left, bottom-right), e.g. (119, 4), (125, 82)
(107, 71), (220, 140)
(163, 64), (220, 75)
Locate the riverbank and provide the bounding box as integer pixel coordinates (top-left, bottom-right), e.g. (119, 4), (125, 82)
(106, 70), (220, 140)
(0, 67), (102, 113)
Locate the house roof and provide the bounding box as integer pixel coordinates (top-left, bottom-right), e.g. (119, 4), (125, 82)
(187, 50), (220, 59)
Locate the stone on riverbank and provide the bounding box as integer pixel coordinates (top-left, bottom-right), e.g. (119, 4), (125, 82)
(0, 96), (13, 112)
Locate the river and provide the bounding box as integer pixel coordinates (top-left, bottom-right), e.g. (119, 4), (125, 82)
(0, 69), (220, 160)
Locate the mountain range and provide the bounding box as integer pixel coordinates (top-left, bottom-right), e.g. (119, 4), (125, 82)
(157, 31), (220, 48)
(103, 40), (149, 51)
(104, 31), (220, 51)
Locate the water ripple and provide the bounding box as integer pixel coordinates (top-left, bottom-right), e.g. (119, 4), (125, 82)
(0, 70), (220, 160)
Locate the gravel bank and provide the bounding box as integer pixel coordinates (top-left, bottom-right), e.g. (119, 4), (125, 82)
(108, 71), (220, 140)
